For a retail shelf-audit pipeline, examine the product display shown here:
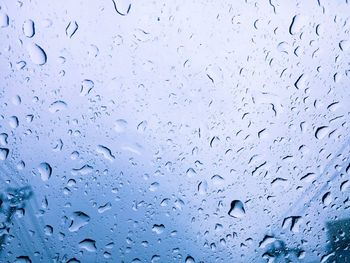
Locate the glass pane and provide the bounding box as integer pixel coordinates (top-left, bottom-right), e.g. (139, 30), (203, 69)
(0, 0), (349, 262)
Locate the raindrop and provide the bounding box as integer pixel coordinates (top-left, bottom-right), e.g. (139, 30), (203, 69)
(9, 116), (19, 128)
(98, 202), (112, 213)
(0, 133), (8, 145)
(80, 79), (94, 95)
(38, 162), (52, 181)
(259, 235), (276, 248)
(23, 19), (35, 38)
(71, 164), (93, 175)
(228, 200), (245, 218)
(185, 256), (195, 263)
(111, 0), (131, 16)
(0, 12), (9, 28)
(186, 168), (196, 178)
(315, 126), (330, 139)
(66, 21), (79, 38)
(339, 40), (350, 51)
(289, 14), (306, 35)
(114, 119), (128, 133)
(0, 148), (9, 161)
(49, 100), (67, 113)
(26, 43), (47, 65)
(14, 256), (32, 263)
(96, 145), (115, 161)
(69, 211), (90, 232)
(79, 239), (97, 252)
(322, 192), (332, 206)
(197, 181), (208, 195)
(152, 224), (165, 234)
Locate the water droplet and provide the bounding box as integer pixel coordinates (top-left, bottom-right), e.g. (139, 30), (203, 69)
(26, 43), (47, 65)
(80, 79), (94, 95)
(79, 239), (97, 252)
(0, 148), (9, 161)
(228, 200), (245, 218)
(211, 174), (224, 185)
(14, 256), (32, 263)
(152, 224), (165, 234)
(0, 133), (8, 145)
(9, 116), (19, 128)
(111, 0), (131, 16)
(259, 235), (276, 248)
(0, 12), (9, 28)
(340, 180), (350, 192)
(69, 211), (90, 232)
(38, 162), (52, 181)
(197, 180), (208, 195)
(49, 100), (67, 113)
(186, 168), (196, 178)
(114, 119), (128, 133)
(339, 40), (350, 51)
(315, 126), (330, 139)
(66, 21), (79, 38)
(98, 202), (112, 213)
(282, 216), (302, 233)
(23, 19), (35, 38)
(44, 225), (53, 236)
(289, 14), (306, 35)
(71, 164), (93, 175)
(96, 145), (115, 161)
(322, 192), (332, 206)
(185, 256), (195, 263)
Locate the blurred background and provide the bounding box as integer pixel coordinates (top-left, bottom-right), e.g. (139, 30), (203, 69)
(0, 0), (349, 262)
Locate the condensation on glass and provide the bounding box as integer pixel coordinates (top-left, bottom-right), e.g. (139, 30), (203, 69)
(0, 0), (349, 262)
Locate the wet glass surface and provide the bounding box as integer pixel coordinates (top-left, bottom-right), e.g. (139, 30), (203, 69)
(0, 0), (349, 262)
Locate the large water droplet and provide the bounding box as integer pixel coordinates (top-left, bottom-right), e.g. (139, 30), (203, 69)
(71, 164), (93, 175)
(9, 116), (19, 128)
(228, 200), (245, 218)
(315, 126), (330, 140)
(80, 79), (94, 95)
(66, 21), (79, 38)
(49, 100), (67, 113)
(114, 119), (128, 133)
(79, 239), (97, 252)
(111, 0), (131, 16)
(23, 19), (35, 38)
(0, 12), (9, 28)
(185, 256), (195, 263)
(26, 43), (47, 65)
(152, 224), (165, 234)
(96, 145), (115, 161)
(0, 148), (9, 161)
(69, 211), (90, 232)
(38, 162), (52, 181)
